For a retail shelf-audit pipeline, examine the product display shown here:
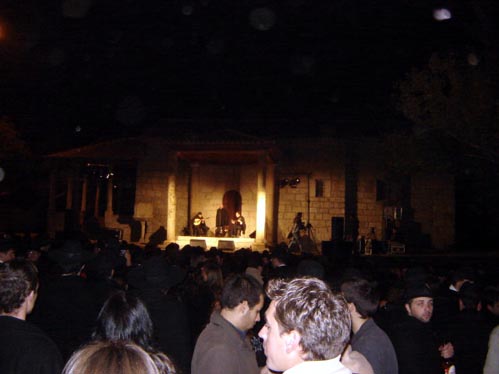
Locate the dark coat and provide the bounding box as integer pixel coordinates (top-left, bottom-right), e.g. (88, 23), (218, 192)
(445, 309), (491, 374)
(133, 287), (192, 374)
(388, 315), (443, 374)
(191, 312), (259, 374)
(29, 275), (97, 360)
(0, 316), (63, 374)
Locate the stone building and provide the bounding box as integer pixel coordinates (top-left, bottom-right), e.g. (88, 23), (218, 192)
(46, 127), (454, 251)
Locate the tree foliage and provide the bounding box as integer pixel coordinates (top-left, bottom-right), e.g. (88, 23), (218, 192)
(394, 52), (499, 168)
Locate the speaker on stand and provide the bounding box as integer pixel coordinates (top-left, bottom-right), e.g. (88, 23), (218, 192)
(331, 217), (345, 242)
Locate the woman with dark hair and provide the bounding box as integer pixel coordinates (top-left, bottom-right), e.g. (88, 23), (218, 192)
(93, 291), (155, 351)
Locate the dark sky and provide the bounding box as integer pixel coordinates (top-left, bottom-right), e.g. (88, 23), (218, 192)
(1, 0), (498, 153)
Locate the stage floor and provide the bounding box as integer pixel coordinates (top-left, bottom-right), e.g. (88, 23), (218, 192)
(175, 235), (255, 251)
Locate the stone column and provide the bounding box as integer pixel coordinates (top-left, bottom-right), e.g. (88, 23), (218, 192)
(94, 180), (100, 219)
(166, 152), (178, 244)
(47, 171), (57, 238)
(255, 157), (266, 250)
(190, 163), (200, 220)
(65, 176), (73, 210)
(265, 161), (276, 246)
(104, 176), (114, 226)
(80, 176), (88, 226)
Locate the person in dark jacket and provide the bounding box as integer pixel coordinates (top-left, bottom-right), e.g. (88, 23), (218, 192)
(445, 282), (490, 374)
(388, 283), (454, 374)
(191, 273), (264, 374)
(0, 259), (63, 374)
(29, 238), (97, 360)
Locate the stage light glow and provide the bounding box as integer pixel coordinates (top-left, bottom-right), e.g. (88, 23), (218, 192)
(256, 191), (266, 239)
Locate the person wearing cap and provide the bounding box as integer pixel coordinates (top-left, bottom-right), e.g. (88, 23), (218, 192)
(0, 259), (63, 374)
(128, 255), (191, 373)
(28, 238), (97, 360)
(388, 283), (454, 374)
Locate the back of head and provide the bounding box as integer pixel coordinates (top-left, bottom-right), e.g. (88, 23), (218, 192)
(451, 266), (475, 287)
(0, 259), (38, 314)
(458, 282), (481, 310)
(63, 340), (175, 374)
(93, 291), (154, 350)
(221, 273), (263, 309)
(266, 277), (351, 360)
(340, 277), (379, 318)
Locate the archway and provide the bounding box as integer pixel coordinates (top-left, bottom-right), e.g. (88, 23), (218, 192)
(223, 190), (242, 221)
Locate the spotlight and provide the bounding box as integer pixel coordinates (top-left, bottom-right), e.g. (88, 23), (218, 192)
(289, 177), (300, 188)
(279, 179), (289, 188)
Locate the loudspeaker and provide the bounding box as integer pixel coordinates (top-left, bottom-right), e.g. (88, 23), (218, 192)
(190, 239), (207, 249)
(218, 240), (235, 251)
(331, 217), (344, 241)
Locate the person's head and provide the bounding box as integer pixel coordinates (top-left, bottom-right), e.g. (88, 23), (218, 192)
(404, 284), (433, 323)
(483, 286), (499, 317)
(450, 267), (474, 291)
(0, 259), (39, 318)
(235, 211), (241, 218)
(0, 238), (16, 263)
(259, 277), (351, 372)
(26, 248), (42, 263)
(270, 247), (287, 268)
(62, 340), (176, 374)
(220, 273), (264, 331)
(93, 291), (154, 351)
(48, 239), (94, 274)
(341, 277), (379, 319)
(458, 282), (482, 311)
(200, 260), (223, 289)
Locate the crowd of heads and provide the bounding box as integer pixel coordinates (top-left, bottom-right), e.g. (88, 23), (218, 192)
(1, 229), (499, 373)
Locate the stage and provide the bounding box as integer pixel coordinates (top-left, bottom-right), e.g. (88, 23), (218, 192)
(175, 235), (255, 251)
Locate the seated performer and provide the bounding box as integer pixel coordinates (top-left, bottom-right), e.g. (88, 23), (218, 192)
(230, 212), (246, 237)
(192, 212), (209, 237)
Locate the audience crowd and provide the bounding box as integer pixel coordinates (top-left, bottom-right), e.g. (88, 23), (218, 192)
(1, 231), (498, 374)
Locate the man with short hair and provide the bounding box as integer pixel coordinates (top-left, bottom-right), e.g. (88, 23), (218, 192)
(445, 282), (490, 374)
(388, 283), (454, 374)
(0, 259), (63, 374)
(191, 273), (264, 374)
(259, 277), (352, 374)
(341, 277), (398, 374)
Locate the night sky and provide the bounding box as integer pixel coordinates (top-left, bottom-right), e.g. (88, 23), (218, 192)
(1, 0), (498, 153)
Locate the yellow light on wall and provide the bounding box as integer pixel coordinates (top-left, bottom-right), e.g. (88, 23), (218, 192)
(256, 190), (266, 239)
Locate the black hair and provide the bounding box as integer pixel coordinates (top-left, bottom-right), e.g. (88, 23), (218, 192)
(221, 273), (263, 309)
(0, 259), (38, 314)
(340, 277), (379, 318)
(93, 291), (154, 351)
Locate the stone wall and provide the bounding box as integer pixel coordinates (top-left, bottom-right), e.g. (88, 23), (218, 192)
(276, 140), (346, 246)
(130, 140), (455, 250)
(412, 174), (455, 249)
